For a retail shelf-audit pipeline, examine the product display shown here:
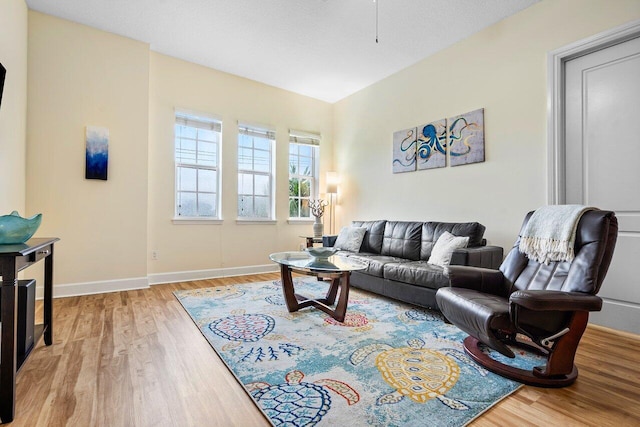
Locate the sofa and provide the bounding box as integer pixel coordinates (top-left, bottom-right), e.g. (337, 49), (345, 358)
(323, 220), (503, 310)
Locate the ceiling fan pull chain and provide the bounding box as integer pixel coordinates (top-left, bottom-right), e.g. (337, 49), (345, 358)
(375, 0), (379, 43)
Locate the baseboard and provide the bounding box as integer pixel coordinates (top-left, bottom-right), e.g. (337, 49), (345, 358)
(148, 264), (279, 285)
(32, 265), (279, 300)
(36, 276), (150, 299)
(589, 298), (640, 336)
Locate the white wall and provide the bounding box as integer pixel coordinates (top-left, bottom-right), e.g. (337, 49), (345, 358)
(148, 53), (333, 281)
(26, 12), (150, 292)
(333, 0), (640, 252)
(0, 0), (28, 215)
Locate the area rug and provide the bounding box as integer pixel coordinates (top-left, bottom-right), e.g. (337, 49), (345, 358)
(174, 279), (533, 426)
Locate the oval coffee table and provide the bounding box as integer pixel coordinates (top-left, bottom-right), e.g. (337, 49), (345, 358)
(269, 252), (367, 322)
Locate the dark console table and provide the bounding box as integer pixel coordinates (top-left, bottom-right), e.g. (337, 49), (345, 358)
(0, 238), (58, 423)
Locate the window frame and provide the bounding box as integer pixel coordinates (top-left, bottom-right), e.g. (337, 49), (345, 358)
(237, 124), (276, 221)
(173, 111), (222, 222)
(288, 130), (321, 220)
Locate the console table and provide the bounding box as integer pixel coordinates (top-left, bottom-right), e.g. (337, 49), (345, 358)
(0, 238), (58, 423)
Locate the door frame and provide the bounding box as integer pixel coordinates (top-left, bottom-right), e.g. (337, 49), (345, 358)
(547, 19), (640, 204)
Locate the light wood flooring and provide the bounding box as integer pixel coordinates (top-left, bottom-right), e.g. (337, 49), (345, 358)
(11, 273), (640, 426)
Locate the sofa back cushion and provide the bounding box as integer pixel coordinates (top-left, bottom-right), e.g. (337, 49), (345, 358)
(351, 220), (386, 254)
(420, 222), (486, 260)
(381, 221), (422, 260)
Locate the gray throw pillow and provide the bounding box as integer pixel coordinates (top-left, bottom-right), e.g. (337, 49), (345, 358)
(427, 231), (469, 267)
(333, 226), (366, 252)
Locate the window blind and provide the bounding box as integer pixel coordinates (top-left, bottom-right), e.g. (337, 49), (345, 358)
(176, 113), (222, 132)
(289, 129), (321, 146)
(238, 124), (276, 140)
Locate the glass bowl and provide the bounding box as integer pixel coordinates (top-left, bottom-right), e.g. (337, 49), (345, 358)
(305, 247), (338, 259)
(0, 211), (42, 244)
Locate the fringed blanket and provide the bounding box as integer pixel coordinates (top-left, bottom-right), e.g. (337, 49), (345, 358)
(519, 205), (595, 264)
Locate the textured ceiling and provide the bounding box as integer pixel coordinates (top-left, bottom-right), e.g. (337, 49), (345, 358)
(26, 0), (539, 103)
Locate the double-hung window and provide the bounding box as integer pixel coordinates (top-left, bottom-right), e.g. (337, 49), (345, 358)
(174, 111), (221, 219)
(237, 124), (275, 220)
(288, 130), (320, 219)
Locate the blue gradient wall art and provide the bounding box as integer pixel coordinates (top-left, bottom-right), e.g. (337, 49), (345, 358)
(85, 126), (109, 180)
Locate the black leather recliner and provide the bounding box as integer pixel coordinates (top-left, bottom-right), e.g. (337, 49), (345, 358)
(436, 209), (618, 387)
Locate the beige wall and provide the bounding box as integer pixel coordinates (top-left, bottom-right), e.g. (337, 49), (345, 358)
(333, 0), (640, 251)
(0, 0), (28, 214)
(26, 12), (149, 286)
(148, 53), (333, 275)
(21, 0), (640, 291)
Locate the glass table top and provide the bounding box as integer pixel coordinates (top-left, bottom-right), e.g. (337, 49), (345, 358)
(269, 251), (367, 273)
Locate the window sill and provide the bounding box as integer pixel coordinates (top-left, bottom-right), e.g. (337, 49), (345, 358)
(287, 218), (314, 224)
(236, 219), (277, 225)
(172, 217), (223, 225)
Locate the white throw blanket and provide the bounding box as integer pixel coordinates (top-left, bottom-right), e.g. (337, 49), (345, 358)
(519, 205), (595, 264)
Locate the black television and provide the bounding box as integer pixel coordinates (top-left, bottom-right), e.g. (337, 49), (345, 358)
(0, 62), (5, 109)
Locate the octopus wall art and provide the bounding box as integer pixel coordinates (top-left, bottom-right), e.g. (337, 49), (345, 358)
(417, 119), (447, 170)
(392, 127), (417, 173)
(448, 108), (485, 166)
(391, 108), (484, 173)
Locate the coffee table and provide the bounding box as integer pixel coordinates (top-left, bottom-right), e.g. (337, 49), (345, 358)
(269, 252), (367, 322)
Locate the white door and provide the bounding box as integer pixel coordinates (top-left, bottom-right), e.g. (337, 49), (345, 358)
(564, 35), (640, 334)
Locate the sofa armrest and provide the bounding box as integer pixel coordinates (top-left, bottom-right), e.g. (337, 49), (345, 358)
(510, 290), (603, 312)
(323, 235), (338, 247)
(445, 265), (506, 296)
(450, 245), (503, 269)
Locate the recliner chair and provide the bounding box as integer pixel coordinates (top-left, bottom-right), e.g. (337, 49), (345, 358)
(436, 209), (618, 387)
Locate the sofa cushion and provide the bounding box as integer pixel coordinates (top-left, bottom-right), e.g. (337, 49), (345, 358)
(351, 220), (386, 254)
(420, 222), (486, 260)
(383, 261), (450, 289)
(381, 221), (422, 260)
(333, 226), (366, 252)
(428, 231), (470, 267)
(347, 254), (409, 277)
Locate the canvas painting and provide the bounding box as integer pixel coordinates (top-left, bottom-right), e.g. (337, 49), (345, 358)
(85, 126), (109, 180)
(392, 127), (417, 173)
(448, 108), (485, 166)
(417, 119), (447, 170)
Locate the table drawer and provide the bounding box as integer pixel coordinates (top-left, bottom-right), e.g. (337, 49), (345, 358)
(28, 245), (52, 263)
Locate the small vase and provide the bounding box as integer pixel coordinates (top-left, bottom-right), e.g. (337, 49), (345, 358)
(313, 216), (324, 238)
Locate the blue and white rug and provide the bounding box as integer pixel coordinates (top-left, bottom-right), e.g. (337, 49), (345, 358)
(174, 279), (537, 426)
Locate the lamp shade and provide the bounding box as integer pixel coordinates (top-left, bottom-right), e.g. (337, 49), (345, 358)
(326, 172), (338, 194)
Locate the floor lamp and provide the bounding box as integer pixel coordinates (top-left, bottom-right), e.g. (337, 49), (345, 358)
(326, 172), (338, 235)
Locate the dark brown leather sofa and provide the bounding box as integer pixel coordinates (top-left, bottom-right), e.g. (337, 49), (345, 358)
(324, 220), (503, 309)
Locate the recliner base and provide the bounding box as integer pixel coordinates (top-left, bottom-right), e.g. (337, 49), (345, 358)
(463, 336), (578, 388)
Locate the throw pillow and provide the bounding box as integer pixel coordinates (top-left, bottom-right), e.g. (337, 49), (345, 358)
(333, 226), (366, 252)
(428, 231), (470, 267)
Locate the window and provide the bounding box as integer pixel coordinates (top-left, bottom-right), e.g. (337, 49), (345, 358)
(174, 112), (221, 219)
(288, 130), (320, 219)
(237, 124), (275, 219)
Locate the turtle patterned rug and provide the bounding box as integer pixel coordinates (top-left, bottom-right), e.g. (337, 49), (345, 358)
(174, 279), (532, 427)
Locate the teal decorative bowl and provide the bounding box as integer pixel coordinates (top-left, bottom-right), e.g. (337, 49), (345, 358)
(305, 247), (338, 259)
(0, 211), (42, 244)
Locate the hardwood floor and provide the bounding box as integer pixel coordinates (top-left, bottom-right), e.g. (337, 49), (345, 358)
(12, 273), (640, 426)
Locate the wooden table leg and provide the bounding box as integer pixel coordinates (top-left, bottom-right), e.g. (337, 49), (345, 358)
(0, 266), (18, 423)
(325, 278), (339, 305)
(280, 264), (299, 313)
(332, 272), (350, 323)
(44, 247), (54, 345)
